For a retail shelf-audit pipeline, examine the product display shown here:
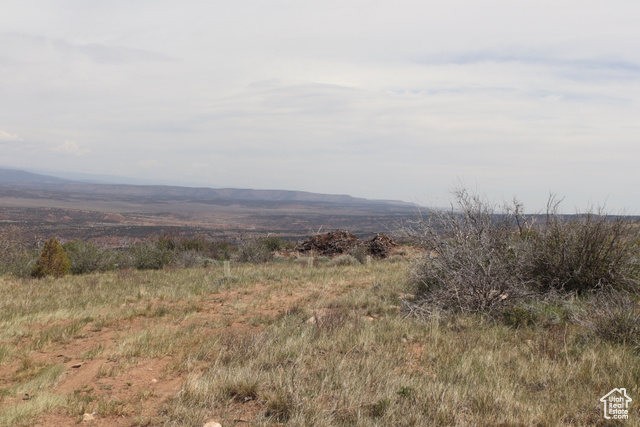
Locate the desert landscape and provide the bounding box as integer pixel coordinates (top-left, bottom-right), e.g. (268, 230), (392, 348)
(0, 169), (416, 247)
(2, 2), (640, 423)
(1, 176), (639, 426)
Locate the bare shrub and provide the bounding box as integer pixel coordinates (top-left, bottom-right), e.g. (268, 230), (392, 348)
(236, 237), (273, 263)
(0, 226), (34, 276)
(0, 226), (23, 260)
(405, 189), (534, 315)
(405, 188), (640, 317)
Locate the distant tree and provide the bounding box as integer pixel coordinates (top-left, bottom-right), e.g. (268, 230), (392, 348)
(32, 238), (71, 278)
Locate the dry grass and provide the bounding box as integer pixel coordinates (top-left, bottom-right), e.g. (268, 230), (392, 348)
(0, 258), (639, 426)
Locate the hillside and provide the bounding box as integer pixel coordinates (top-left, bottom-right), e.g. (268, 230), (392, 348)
(0, 168), (416, 244)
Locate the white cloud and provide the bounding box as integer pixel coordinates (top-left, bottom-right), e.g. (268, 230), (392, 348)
(0, 1), (639, 210)
(0, 130), (21, 141)
(53, 140), (89, 155)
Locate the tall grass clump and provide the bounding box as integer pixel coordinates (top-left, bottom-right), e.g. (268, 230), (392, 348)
(576, 290), (640, 348)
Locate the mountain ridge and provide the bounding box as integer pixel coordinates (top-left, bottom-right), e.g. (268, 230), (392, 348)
(0, 168), (413, 207)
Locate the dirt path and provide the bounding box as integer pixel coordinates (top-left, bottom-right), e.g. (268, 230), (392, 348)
(2, 281), (327, 426)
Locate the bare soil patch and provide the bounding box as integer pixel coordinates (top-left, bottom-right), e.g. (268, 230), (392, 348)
(0, 268), (364, 426)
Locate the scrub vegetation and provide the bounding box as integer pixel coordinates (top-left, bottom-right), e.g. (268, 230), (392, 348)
(1, 190), (639, 426)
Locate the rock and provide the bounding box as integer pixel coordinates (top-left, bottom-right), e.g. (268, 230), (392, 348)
(71, 363), (82, 368)
(203, 422), (222, 427)
(82, 413), (95, 422)
(151, 378), (158, 383)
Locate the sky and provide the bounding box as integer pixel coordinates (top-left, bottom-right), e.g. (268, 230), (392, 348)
(1, 1), (639, 212)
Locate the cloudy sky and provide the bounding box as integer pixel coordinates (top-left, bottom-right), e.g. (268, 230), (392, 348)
(1, 1), (639, 211)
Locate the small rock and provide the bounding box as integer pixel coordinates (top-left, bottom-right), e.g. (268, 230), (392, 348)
(151, 378), (158, 383)
(71, 363), (82, 368)
(203, 422), (222, 427)
(82, 413), (95, 422)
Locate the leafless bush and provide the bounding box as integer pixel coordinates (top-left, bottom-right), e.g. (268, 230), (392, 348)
(0, 226), (22, 258)
(404, 188), (640, 317)
(236, 237), (273, 263)
(404, 189), (535, 315)
(0, 226), (35, 276)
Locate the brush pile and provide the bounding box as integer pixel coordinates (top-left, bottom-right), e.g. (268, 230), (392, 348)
(364, 233), (398, 258)
(296, 231), (397, 258)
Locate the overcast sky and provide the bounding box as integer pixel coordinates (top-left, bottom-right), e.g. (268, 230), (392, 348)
(1, 1), (639, 211)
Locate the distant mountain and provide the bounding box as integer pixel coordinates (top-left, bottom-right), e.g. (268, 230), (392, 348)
(0, 168), (414, 208)
(0, 168), (71, 185)
(0, 168), (416, 242)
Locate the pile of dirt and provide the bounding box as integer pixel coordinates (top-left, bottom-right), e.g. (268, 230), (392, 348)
(364, 233), (398, 258)
(296, 231), (398, 258)
(295, 230), (361, 256)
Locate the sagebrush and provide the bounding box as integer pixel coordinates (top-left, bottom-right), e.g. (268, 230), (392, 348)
(406, 189), (640, 316)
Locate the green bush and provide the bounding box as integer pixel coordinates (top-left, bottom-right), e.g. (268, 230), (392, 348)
(128, 242), (174, 270)
(527, 206), (639, 294)
(348, 246), (368, 264)
(258, 235), (292, 252)
(153, 235), (234, 261)
(32, 238), (71, 278)
(499, 305), (538, 328)
(63, 240), (114, 274)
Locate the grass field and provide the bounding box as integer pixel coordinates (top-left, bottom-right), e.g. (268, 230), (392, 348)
(0, 258), (638, 426)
